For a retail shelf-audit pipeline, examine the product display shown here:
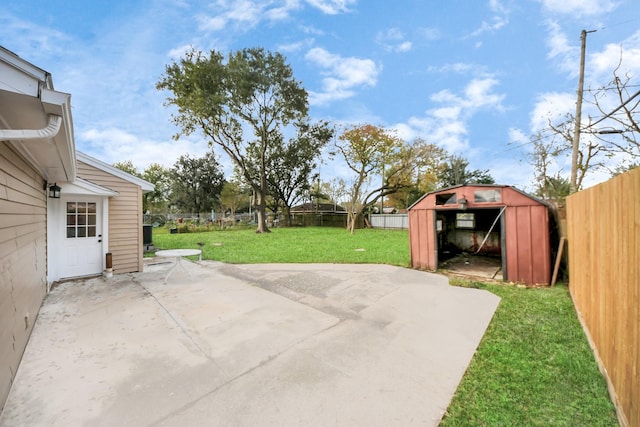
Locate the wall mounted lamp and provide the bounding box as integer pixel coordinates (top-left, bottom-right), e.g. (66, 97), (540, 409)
(48, 183), (61, 199)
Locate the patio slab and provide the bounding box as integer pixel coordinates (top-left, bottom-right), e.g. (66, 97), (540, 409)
(0, 260), (500, 427)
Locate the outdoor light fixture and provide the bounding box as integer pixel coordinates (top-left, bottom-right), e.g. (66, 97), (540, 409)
(458, 197), (468, 210)
(48, 183), (61, 199)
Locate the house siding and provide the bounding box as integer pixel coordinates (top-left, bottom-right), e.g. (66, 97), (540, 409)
(0, 142), (47, 409)
(76, 160), (143, 274)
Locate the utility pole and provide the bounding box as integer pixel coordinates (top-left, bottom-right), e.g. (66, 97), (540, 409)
(570, 29), (596, 194)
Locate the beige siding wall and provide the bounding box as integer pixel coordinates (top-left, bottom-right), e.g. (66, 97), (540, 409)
(76, 161), (143, 274)
(0, 142), (47, 410)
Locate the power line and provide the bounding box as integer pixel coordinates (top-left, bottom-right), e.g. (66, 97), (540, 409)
(585, 88), (640, 129)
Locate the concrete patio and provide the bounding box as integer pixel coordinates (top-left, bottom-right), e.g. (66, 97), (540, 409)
(0, 259), (500, 426)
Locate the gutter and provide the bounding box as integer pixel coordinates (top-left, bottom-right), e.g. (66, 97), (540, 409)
(0, 114), (62, 140)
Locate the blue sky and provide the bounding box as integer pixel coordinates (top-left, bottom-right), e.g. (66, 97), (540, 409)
(3, 0), (640, 191)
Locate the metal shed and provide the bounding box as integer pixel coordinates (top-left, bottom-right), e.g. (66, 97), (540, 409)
(408, 184), (551, 285)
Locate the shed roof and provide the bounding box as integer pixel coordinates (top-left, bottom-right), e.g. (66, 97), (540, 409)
(408, 184), (548, 210)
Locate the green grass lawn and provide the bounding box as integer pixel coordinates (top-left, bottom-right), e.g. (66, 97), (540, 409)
(150, 226), (618, 426)
(152, 226), (410, 266)
(440, 279), (618, 426)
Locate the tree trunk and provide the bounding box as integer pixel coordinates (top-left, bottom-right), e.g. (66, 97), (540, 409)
(347, 211), (356, 234)
(284, 206), (292, 226)
(254, 190), (271, 233)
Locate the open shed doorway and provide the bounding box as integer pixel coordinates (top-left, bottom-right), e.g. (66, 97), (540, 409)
(435, 207), (505, 280)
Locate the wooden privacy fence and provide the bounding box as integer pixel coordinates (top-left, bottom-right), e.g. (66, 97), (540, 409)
(566, 167), (639, 427)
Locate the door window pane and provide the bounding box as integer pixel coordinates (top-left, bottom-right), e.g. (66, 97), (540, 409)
(66, 201), (98, 239)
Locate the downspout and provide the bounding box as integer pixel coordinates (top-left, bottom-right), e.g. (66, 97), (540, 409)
(0, 114), (62, 140)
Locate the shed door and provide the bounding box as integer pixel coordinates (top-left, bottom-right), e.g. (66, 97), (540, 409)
(60, 198), (103, 278)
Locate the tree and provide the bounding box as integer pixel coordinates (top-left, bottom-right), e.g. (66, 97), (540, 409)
(157, 47), (309, 233)
(170, 151), (225, 219)
(321, 178), (347, 212)
(220, 180), (248, 218)
(385, 138), (446, 209)
(526, 132), (565, 200)
(334, 124), (420, 233)
(112, 160), (141, 177)
(590, 64), (640, 169)
(438, 155), (494, 188)
(548, 115), (602, 191)
(264, 123), (334, 226)
(142, 163), (172, 213)
(534, 174), (571, 203)
(542, 58), (639, 188)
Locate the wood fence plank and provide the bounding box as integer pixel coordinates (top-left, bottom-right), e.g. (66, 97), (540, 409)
(567, 167), (640, 427)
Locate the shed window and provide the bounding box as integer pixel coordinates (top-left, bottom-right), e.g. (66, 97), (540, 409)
(474, 189), (501, 203)
(436, 193), (457, 205)
(456, 213), (475, 229)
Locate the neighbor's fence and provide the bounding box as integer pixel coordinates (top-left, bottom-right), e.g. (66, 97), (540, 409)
(566, 167), (639, 427)
(290, 212), (358, 228)
(369, 214), (408, 229)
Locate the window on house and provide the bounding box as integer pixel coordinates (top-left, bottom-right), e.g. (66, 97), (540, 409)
(66, 202), (97, 238)
(474, 189), (501, 203)
(456, 213), (475, 229)
(436, 193), (457, 205)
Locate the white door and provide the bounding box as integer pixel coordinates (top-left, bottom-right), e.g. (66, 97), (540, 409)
(61, 198), (103, 278)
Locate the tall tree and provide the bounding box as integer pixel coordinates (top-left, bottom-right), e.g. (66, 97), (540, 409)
(157, 47), (309, 233)
(590, 64), (640, 169)
(438, 155), (494, 188)
(322, 178), (347, 211)
(220, 180), (247, 218)
(534, 174), (571, 203)
(142, 163), (172, 213)
(526, 132), (565, 200)
(335, 124), (419, 233)
(171, 151), (225, 219)
(263, 123), (333, 225)
(112, 160), (141, 177)
(548, 115), (602, 191)
(385, 138), (446, 209)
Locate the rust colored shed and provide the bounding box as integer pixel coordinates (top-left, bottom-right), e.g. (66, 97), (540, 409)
(408, 184), (551, 285)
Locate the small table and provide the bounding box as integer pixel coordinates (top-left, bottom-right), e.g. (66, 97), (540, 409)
(155, 249), (202, 284)
(155, 249), (202, 261)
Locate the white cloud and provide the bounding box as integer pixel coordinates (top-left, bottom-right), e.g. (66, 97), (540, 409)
(305, 0), (356, 14)
(428, 62), (489, 76)
(529, 91), (575, 131)
(489, 0), (509, 14)
(305, 47), (379, 105)
(418, 26), (441, 42)
(536, 0), (617, 17)
(469, 16), (509, 38)
(376, 28), (412, 53)
(508, 128), (528, 145)
(79, 127), (214, 171)
(589, 30), (640, 82)
(394, 77), (505, 153)
(277, 38), (315, 53)
(0, 14), (72, 63)
(167, 44), (195, 59)
(544, 20), (579, 76)
(197, 0), (299, 32)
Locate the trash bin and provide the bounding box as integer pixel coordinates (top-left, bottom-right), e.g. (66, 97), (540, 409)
(143, 224), (153, 246)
